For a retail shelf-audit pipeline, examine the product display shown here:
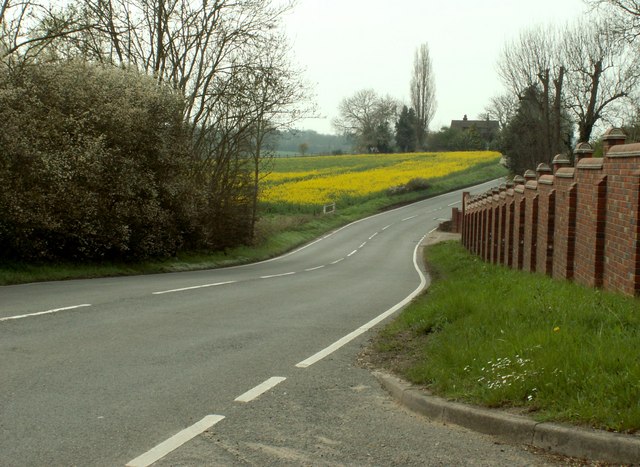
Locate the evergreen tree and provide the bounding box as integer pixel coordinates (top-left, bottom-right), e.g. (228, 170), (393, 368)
(395, 106), (419, 152)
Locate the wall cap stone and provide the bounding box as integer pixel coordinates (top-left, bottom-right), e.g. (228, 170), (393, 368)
(607, 142), (640, 158)
(577, 158), (604, 170)
(555, 167), (575, 179)
(525, 180), (538, 190)
(538, 174), (554, 185)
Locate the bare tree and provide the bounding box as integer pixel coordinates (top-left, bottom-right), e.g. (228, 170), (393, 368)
(485, 93), (518, 130)
(497, 25), (567, 156)
(333, 88), (400, 153)
(587, 0), (640, 41)
(561, 18), (640, 142)
(410, 43), (436, 149)
(0, 0), (91, 62)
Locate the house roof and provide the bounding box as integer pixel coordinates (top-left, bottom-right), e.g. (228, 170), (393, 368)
(450, 114), (499, 132)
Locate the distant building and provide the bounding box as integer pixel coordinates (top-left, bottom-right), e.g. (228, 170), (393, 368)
(450, 115), (500, 141)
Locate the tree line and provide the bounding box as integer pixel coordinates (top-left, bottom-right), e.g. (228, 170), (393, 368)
(0, 0), (310, 262)
(488, 1), (640, 174)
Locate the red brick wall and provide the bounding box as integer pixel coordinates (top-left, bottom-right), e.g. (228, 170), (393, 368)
(536, 176), (555, 275)
(458, 130), (640, 297)
(522, 181), (539, 272)
(574, 158), (607, 288)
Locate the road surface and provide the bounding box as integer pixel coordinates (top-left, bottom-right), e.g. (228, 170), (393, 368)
(1, 178), (559, 465)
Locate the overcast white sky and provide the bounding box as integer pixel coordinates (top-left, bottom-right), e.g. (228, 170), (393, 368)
(279, 0), (592, 135)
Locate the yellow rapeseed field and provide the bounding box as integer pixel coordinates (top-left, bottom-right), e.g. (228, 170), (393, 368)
(261, 151), (500, 206)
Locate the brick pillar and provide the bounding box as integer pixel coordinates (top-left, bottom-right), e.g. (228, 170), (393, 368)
(504, 181), (515, 267)
(523, 176), (539, 272)
(513, 176), (526, 270)
(553, 169), (577, 280)
(491, 187), (500, 263)
(575, 157), (607, 288)
(536, 164), (555, 275)
(497, 184), (507, 265)
(602, 128), (627, 155)
(603, 141), (640, 295)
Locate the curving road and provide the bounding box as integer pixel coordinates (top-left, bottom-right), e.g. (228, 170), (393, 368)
(0, 178), (557, 466)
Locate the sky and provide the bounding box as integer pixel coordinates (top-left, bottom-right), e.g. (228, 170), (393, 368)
(279, 0), (592, 135)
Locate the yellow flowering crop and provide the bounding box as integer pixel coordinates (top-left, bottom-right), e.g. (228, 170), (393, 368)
(261, 151), (500, 206)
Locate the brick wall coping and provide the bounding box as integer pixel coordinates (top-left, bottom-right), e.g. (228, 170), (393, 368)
(506, 188), (515, 197)
(538, 175), (554, 185)
(577, 158), (604, 170)
(515, 185), (525, 194)
(525, 180), (538, 190)
(607, 142), (640, 158)
(555, 167), (575, 179)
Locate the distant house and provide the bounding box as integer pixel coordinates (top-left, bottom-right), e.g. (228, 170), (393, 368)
(450, 115), (499, 141)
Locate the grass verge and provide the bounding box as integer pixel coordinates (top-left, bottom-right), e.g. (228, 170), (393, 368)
(369, 240), (640, 433)
(0, 162), (507, 286)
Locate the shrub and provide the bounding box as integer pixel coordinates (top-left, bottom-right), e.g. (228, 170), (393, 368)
(0, 61), (199, 261)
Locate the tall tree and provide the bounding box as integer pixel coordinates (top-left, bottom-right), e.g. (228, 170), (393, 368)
(410, 43), (436, 149)
(333, 88), (399, 153)
(395, 105), (419, 152)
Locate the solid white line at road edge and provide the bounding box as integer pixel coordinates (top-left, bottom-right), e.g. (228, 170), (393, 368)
(295, 233), (429, 368)
(126, 415), (225, 467)
(235, 377), (287, 403)
(0, 304), (92, 322)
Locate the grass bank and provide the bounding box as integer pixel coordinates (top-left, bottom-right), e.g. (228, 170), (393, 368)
(0, 161), (507, 286)
(370, 240), (640, 433)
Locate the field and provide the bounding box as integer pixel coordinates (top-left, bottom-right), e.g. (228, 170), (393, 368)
(260, 151), (501, 210)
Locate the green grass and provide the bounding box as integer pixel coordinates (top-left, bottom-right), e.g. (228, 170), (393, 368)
(372, 240), (640, 433)
(0, 161), (507, 286)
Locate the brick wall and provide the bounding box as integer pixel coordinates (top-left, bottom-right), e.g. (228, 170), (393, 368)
(459, 128), (640, 297)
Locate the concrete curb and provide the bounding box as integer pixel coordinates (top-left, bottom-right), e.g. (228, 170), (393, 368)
(374, 371), (640, 465)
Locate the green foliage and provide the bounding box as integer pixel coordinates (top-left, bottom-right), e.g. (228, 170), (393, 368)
(375, 241), (640, 432)
(427, 126), (489, 152)
(0, 61), (200, 261)
(395, 106), (419, 152)
(274, 129), (352, 155)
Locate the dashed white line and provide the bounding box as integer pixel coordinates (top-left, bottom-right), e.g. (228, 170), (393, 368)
(368, 232), (378, 240)
(126, 415), (225, 467)
(296, 233), (428, 369)
(235, 377), (287, 403)
(153, 281), (237, 295)
(382, 224), (392, 231)
(359, 242), (367, 249)
(347, 250), (358, 257)
(260, 272), (296, 279)
(331, 258), (345, 265)
(0, 304), (92, 322)
(448, 200), (461, 207)
(402, 215), (418, 221)
(305, 265), (325, 272)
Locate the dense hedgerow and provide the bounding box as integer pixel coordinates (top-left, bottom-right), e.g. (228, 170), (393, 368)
(0, 61), (215, 261)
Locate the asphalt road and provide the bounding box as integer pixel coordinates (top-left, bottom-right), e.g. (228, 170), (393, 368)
(0, 178), (559, 466)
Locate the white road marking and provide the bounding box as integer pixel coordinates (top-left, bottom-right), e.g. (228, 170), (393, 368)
(368, 232), (378, 240)
(153, 281), (237, 295)
(448, 200), (462, 207)
(359, 242), (367, 248)
(235, 377), (287, 403)
(330, 258), (344, 265)
(382, 224), (392, 230)
(260, 272), (296, 279)
(296, 234), (428, 368)
(347, 250), (358, 257)
(305, 265), (325, 272)
(402, 215), (418, 221)
(126, 415), (225, 467)
(0, 304), (92, 322)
